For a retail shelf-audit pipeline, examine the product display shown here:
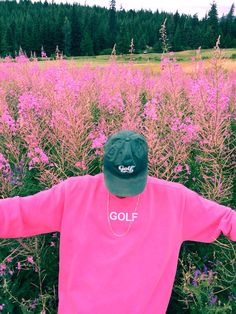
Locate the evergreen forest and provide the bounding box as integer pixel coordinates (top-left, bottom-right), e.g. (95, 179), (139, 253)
(0, 0), (235, 58)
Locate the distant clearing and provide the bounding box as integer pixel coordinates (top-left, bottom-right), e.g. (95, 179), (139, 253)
(36, 48), (236, 73)
(71, 48), (236, 73)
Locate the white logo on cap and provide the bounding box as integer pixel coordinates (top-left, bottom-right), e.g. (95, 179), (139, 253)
(118, 165), (135, 173)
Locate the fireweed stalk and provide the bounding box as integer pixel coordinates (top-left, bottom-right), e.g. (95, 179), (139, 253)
(0, 46), (235, 312)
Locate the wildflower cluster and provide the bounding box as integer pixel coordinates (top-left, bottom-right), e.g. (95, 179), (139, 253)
(0, 46), (235, 312)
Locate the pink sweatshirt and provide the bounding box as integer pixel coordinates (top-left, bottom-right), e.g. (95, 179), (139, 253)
(0, 173), (235, 313)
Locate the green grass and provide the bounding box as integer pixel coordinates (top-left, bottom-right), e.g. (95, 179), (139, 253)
(67, 48), (236, 65)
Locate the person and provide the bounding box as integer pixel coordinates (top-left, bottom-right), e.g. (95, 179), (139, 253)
(0, 129), (235, 314)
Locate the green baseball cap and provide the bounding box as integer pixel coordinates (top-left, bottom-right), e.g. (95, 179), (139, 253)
(103, 130), (148, 197)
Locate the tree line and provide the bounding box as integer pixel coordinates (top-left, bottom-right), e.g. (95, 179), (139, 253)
(0, 0), (235, 58)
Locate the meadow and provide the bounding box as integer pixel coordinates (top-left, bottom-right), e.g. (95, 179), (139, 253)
(0, 46), (235, 313)
(67, 48), (236, 72)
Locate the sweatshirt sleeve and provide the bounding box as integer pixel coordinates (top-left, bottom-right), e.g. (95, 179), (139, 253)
(0, 180), (65, 238)
(182, 186), (236, 243)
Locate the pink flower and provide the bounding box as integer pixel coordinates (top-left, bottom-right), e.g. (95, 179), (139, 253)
(1, 111), (17, 132)
(75, 161), (87, 170)
(174, 164), (183, 174)
(40, 153), (49, 163)
(15, 54), (29, 63)
(200, 139), (209, 145)
(98, 91), (124, 113)
(27, 152), (34, 158)
(185, 117), (192, 123)
(171, 124), (178, 131)
(185, 164), (191, 174)
(27, 256), (34, 264)
(144, 99), (158, 120)
(34, 147), (42, 154)
(92, 133), (107, 149)
(17, 262), (21, 270)
(162, 57), (170, 63)
(195, 156), (201, 162)
(28, 147), (49, 169)
(0, 263), (6, 271)
(32, 157), (40, 163)
(95, 149), (104, 156)
(0, 304), (5, 311)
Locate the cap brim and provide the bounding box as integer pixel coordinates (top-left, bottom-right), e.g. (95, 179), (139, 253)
(103, 168), (148, 197)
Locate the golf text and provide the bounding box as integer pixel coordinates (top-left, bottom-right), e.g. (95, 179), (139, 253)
(109, 211), (138, 221)
(118, 165), (135, 173)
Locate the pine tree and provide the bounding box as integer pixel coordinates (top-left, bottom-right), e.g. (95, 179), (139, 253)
(173, 24), (183, 51)
(206, 1), (219, 47)
(89, 11), (101, 55)
(137, 34), (147, 52)
(71, 5), (82, 56)
(80, 31), (94, 56)
(116, 21), (130, 54)
(222, 4), (235, 47)
(6, 21), (18, 56)
(21, 15), (33, 56)
(109, 0), (117, 48)
(190, 14), (201, 49)
(0, 30), (9, 57)
(62, 16), (72, 56)
(31, 19), (42, 57)
(96, 17), (108, 53)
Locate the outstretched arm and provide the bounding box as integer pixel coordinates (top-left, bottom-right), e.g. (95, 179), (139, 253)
(0, 180), (65, 238)
(182, 186), (236, 243)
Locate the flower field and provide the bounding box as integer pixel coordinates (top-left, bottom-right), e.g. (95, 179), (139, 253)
(0, 49), (235, 313)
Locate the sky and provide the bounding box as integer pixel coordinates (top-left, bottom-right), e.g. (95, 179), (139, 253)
(47, 0), (235, 18)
